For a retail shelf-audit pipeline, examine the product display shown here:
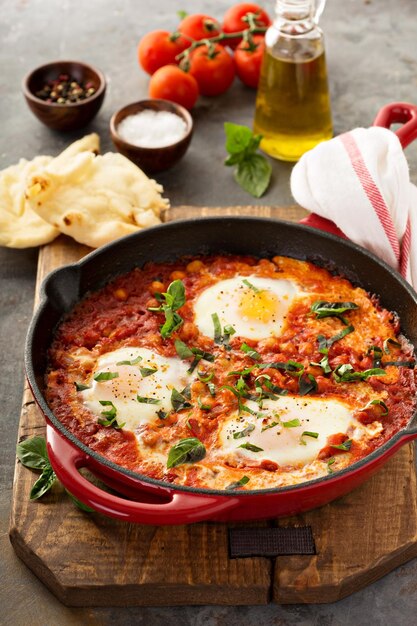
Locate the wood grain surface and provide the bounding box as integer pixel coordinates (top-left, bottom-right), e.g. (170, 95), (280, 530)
(9, 205), (417, 606)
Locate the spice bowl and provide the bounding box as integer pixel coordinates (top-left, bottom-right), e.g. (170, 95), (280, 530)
(22, 60), (106, 131)
(110, 99), (193, 174)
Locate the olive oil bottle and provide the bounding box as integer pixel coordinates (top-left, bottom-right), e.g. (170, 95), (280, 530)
(253, 0), (332, 161)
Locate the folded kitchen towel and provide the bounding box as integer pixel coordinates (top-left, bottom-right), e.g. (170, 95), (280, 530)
(290, 126), (417, 289)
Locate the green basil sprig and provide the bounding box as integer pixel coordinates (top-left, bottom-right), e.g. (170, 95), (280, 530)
(233, 424), (255, 439)
(167, 437), (206, 468)
(175, 339), (214, 373)
(226, 475), (250, 490)
(224, 122), (272, 198)
(16, 436), (94, 511)
(171, 386), (192, 412)
(148, 279), (186, 339)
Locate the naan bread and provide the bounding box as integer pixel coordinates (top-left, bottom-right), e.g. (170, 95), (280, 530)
(0, 134), (100, 248)
(26, 149), (168, 248)
(0, 156), (59, 248)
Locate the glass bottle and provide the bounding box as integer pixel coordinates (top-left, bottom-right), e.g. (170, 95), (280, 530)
(253, 0), (332, 161)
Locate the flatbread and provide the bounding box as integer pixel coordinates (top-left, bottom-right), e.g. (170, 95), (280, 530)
(0, 134), (100, 248)
(26, 149), (168, 248)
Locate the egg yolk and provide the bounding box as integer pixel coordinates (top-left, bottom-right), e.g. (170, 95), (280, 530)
(239, 288), (279, 322)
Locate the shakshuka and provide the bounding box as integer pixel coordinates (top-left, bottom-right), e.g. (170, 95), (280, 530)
(46, 255), (417, 490)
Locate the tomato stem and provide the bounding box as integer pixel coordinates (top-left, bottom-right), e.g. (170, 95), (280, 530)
(175, 25), (267, 62)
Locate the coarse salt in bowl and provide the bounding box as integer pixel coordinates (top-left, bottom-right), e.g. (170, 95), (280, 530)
(117, 110), (188, 148)
(110, 99), (193, 174)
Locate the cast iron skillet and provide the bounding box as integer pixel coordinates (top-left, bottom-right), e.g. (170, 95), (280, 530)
(25, 216), (417, 524)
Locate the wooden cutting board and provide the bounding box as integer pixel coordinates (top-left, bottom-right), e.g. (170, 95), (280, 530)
(9, 205), (417, 606)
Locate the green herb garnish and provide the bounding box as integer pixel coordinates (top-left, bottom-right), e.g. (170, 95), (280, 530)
(175, 339), (215, 373)
(224, 122), (272, 198)
(299, 373), (317, 396)
(171, 387), (192, 412)
(310, 301), (359, 325)
(360, 399), (389, 416)
(238, 442), (264, 452)
(327, 457), (336, 474)
(140, 367), (157, 378)
(157, 409), (168, 420)
(167, 437), (206, 468)
(242, 279), (261, 293)
(301, 431), (319, 439)
(333, 364), (386, 383)
(212, 313), (236, 350)
(226, 475), (250, 490)
(197, 396), (211, 411)
(261, 421), (279, 432)
(241, 342), (261, 360)
(318, 325), (355, 355)
(283, 418), (301, 428)
(75, 381), (90, 392)
(149, 279), (186, 339)
(383, 338), (401, 354)
(233, 424), (256, 439)
(116, 355), (142, 366)
(136, 395), (161, 405)
(98, 400), (125, 428)
(331, 439), (352, 451)
(93, 371), (119, 382)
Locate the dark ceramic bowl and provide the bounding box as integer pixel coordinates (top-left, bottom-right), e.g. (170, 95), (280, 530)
(22, 60), (106, 131)
(110, 99), (193, 173)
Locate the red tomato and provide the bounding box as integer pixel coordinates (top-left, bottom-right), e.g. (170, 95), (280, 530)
(188, 44), (235, 96)
(222, 3), (271, 48)
(234, 35), (265, 88)
(178, 13), (222, 41)
(138, 30), (189, 75)
(148, 65), (199, 110)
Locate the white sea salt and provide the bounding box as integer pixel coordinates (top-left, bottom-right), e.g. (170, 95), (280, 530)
(117, 110), (188, 148)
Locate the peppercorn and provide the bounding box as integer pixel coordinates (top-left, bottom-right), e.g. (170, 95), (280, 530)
(35, 74), (96, 104)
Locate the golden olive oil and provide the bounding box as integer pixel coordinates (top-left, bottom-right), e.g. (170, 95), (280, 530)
(254, 46), (333, 161)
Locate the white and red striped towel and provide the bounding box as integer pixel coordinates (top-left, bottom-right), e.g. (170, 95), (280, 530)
(290, 126), (417, 289)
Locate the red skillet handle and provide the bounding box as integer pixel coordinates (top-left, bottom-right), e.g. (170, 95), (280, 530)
(373, 102), (417, 149)
(300, 101), (417, 233)
(46, 425), (238, 525)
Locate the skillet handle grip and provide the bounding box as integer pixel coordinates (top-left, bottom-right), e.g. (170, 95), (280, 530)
(373, 101), (417, 148)
(46, 426), (238, 525)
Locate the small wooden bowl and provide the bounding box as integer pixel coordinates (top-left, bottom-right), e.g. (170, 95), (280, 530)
(110, 99), (193, 174)
(22, 60), (106, 131)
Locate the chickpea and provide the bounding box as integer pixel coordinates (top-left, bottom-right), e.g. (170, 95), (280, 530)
(186, 260), (205, 273)
(180, 322), (198, 341)
(149, 280), (165, 294)
(170, 270), (186, 281)
(113, 288), (128, 301)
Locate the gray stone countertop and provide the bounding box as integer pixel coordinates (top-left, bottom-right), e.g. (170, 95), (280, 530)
(1, 0), (417, 624)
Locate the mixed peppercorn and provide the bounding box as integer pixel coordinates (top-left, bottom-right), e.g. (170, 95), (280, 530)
(36, 74), (96, 104)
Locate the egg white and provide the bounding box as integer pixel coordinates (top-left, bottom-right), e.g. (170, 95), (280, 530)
(193, 275), (303, 340)
(219, 396), (363, 467)
(80, 347), (193, 431)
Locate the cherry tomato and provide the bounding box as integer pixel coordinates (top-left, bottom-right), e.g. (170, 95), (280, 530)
(148, 65), (199, 110)
(138, 30), (189, 75)
(188, 44), (235, 97)
(234, 35), (265, 88)
(222, 3), (271, 48)
(178, 13), (222, 42)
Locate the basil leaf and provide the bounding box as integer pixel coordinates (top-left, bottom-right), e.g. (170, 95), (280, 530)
(384, 360), (416, 368)
(136, 395), (160, 404)
(360, 399), (389, 416)
(167, 437), (206, 468)
(175, 339), (194, 359)
(283, 418), (301, 428)
(367, 345), (383, 368)
(171, 388), (192, 412)
(238, 442), (264, 452)
(166, 279), (186, 311)
(197, 396), (211, 410)
(301, 431), (319, 439)
(242, 279), (260, 293)
(299, 373), (317, 395)
(94, 371), (119, 382)
(261, 421), (279, 432)
(116, 355), (142, 366)
(99, 399), (117, 417)
(30, 466), (56, 500)
(212, 313), (236, 350)
(318, 325), (355, 355)
(160, 309), (183, 339)
(157, 409), (168, 420)
(207, 382), (216, 396)
(66, 490), (95, 512)
(331, 439), (352, 451)
(212, 312), (222, 344)
(327, 457), (336, 474)
(241, 342), (260, 360)
(310, 356), (332, 374)
(75, 381), (90, 392)
(383, 338), (401, 354)
(16, 436), (50, 470)
(311, 301), (358, 324)
(233, 424), (256, 439)
(224, 122), (253, 154)
(259, 360), (304, 374)
(197, 370), (214, 383)
(333, 364), (386, 382)
(98, 400), (125, 428)
(140, 367), (157, 378)
(226, 475), (250, 490)
(235, 153), (272, 198)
